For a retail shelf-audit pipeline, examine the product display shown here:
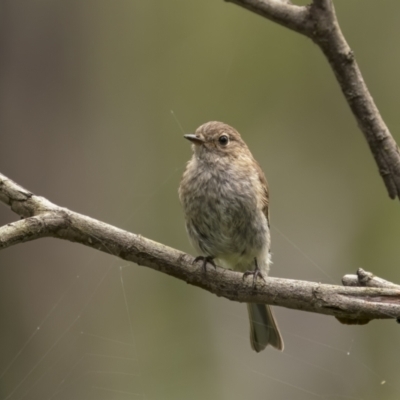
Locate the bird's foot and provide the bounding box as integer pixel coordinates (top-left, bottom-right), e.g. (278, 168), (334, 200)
(243, 258), (266, 288)
(193, 256), (216, 274)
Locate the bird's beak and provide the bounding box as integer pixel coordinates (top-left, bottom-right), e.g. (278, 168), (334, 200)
(184, 134), (204, 145)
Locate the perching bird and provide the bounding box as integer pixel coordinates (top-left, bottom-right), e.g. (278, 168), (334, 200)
(179, 121), (283, 352)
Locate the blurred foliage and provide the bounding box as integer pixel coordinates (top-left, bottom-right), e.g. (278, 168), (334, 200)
(1, 1), (400, 399)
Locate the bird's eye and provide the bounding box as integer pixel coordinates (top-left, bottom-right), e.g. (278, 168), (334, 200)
(218, 135), (229, 146)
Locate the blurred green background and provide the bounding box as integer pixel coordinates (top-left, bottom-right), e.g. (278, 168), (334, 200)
(1, 1), (400, 399)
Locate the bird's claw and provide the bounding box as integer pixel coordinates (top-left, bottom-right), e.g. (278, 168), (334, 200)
(243, 258), (266, 288)
(193, 256), (216, 274)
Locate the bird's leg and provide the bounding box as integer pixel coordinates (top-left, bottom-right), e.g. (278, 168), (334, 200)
(243, 258), (266, 288)
(193, 255), (216, 273)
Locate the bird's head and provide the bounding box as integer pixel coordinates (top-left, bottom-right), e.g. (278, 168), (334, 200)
(184, 121), (249, 162)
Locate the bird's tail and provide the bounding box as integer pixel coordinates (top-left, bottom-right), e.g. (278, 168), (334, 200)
(247, 303), (284, 352)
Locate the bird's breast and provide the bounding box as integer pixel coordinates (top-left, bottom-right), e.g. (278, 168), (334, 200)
(180, 160), (270, 270)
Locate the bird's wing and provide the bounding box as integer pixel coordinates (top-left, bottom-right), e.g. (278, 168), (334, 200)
(255, 160), (270, 227)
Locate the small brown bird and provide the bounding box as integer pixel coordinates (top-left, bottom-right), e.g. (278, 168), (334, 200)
(179, 121), (284, 352)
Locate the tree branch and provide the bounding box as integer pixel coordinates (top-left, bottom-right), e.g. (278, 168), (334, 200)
(1, 172), (400, 322)
(225, 0), (400, 200)
(342, 268), (400, 289)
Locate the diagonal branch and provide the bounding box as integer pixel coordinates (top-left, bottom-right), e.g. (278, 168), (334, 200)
(1, 172), (400, 322)
(225, 0), (400, 200)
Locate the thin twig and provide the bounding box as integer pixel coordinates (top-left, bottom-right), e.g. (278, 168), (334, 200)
(342, 268), (400, 289)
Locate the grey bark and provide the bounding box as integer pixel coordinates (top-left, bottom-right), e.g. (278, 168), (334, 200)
(1, 172), (400, 323)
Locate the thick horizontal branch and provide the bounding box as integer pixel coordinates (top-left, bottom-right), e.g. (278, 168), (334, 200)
(225, 0), (400, 200)
(1, 172), (400, 322)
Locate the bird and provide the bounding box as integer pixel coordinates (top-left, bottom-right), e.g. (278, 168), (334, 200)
(178, 121), (284, 352)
